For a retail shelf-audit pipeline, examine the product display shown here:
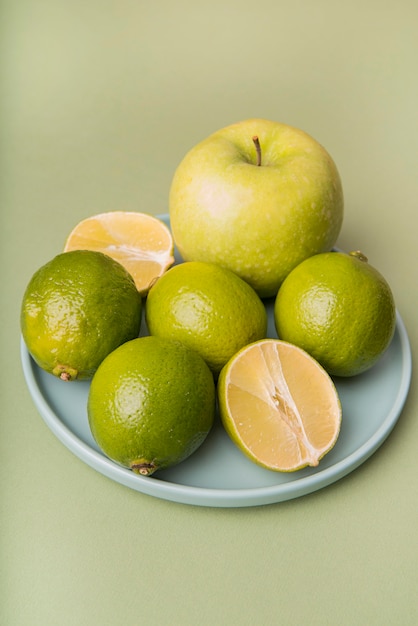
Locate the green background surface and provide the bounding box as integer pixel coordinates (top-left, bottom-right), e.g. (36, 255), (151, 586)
(2, 1), (417, 624)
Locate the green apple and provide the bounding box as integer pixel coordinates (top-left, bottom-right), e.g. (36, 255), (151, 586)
(169, 118), (344, 298)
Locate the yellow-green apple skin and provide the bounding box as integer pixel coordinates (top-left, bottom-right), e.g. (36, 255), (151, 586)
(169, 119), (344, 298)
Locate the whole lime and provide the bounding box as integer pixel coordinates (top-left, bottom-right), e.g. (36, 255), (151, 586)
(145, 261), (267, 376)
(87, 336), (216, 475)
(274, 251), (396, 377)
(169, 118), (343, 297)
(21, 250), (142, 380)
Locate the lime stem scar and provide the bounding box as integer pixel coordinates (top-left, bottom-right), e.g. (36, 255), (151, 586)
(131, 461), (158, 476)
(252, 135), (262, 166)
(52, 363), (78, 381)
(349, 250), (368, 263)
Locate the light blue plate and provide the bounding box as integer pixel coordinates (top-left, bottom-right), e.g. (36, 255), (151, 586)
(20, 217), (412, 508)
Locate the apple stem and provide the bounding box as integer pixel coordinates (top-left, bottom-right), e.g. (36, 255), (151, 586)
(252, 136), (262, 166)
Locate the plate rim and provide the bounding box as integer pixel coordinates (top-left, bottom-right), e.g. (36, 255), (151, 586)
(20, 307), (411, 508)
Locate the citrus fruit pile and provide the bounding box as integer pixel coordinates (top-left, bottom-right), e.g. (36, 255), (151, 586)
(20, 119), (398, 477)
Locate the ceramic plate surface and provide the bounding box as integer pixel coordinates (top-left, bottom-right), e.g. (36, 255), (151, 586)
(20, 216), (412, 508)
